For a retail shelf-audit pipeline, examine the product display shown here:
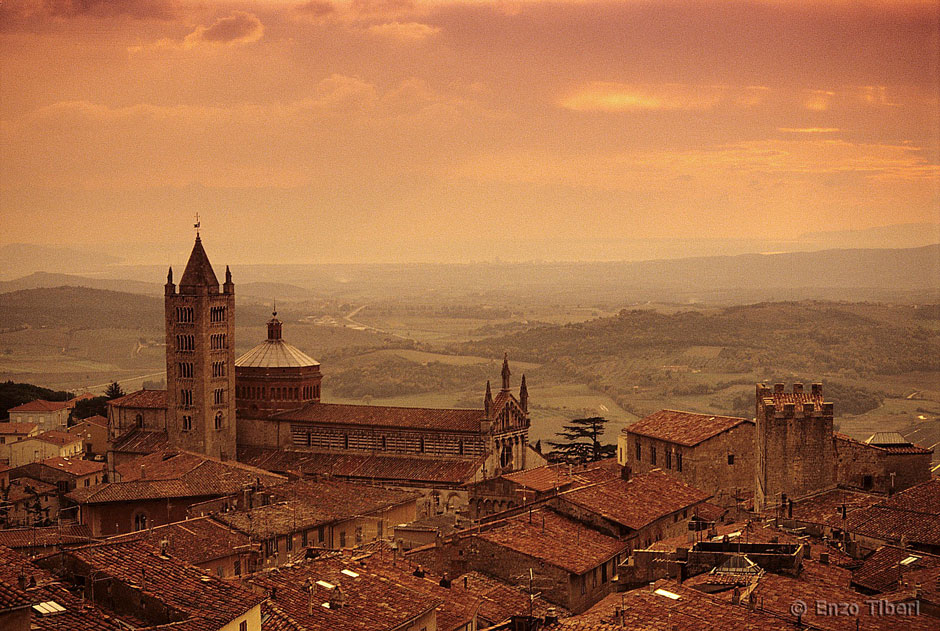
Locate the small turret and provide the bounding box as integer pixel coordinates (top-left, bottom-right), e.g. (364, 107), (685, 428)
(484, 380), (493, 418)
(519, 374), (528, 412)
(165, 267), (175, 296)
(223, 265), (234, 295)
(501, 353), (511, 391)
(266, 310), (282, 341)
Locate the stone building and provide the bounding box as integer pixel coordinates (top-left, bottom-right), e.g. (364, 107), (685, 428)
(8, 431), (82, 467)
(7, 399), (71, 432)
(618, 410), (754, 503)
(164, 234), (236, 460)
(755, 383), (835, 512)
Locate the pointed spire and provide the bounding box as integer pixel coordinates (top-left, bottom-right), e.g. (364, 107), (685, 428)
(484, 380), (493, 418)
(225, 265), (232, 284)
(520, 374), (528, 412)
(501, 352), (511, 391)
(179, 235), (219, 293)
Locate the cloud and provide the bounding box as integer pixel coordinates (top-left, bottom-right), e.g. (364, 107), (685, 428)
(778, 128), (841, 133)
(43, 0), (177, 19)
(559, 83), (769, 112)
(366, 21), (440, 41)
(295, 0), (336, 17)
(182, 11), (264, 48)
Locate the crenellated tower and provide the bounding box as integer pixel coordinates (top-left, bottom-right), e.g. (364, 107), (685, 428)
(164, 235), (236, 460)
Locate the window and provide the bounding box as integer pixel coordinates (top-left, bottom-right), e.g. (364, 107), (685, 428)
(239, 621), (247, 631)
(665, 449), (672, 469)
(419, 437), (425, 453)
(176, 307), (194, 323)
(214, 412), (223, 430)
(727, 454), (735, 465)
(318, 526), (325, 543)
(180, 389), (193, 407)
(182, 415), (192, 431)
(214, 388), (224, 405)
(212, 361), (225, 378)
(234, 558), (241, 576)
(286, 534), (293, 551)
(133, 512), (148, 531)
(458, 440), (464, 455)
(676, 452), (683, 472)
(601, 562), (608, 583)
(651, 447), (657, 466)
(302, 530), (308, 547)
(211, 306), (227, 323)
(176, 335), (194, 351)
(635, 441), (641, 460)
(339, 531), (346, 548)
(377, 520), (383, 539)
(580, 575), (586, 595)
(343, 434), (349, 450)
(355, 526), (363, 545)
(179, 362), (193, 379)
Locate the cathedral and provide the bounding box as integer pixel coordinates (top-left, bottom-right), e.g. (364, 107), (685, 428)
(108, 235), (536, 489)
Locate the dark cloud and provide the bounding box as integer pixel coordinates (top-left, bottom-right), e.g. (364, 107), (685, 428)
(187, 11), (263, 45)
(44, 0), (177, 19)
(295, 0), (336, 17)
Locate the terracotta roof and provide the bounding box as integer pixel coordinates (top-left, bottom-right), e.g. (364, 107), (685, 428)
(7, 477), (57, 502)
(28, 430), (81, 446)
(0, 576), (30, 612)
(558, 470), (710, 531)
(77, 415), (108, 428)
(0, 422), (38, 435)
(501, 464), (580, 492)
(789, 488), (880, 526)
(36, 456), (105, 477)
(345, 550), (481, 631)
(8, 399), (70, 413)
(106, 516), (252, 565)
(236, 338), (319, 368)
(213, 502), (334, 539)
(64, 539), (263, 625)
(852, 545), (940, 594)
(842, 478), (940, 547)
(272, 402), (484, 432)
(694, 501), (728, 523)
(626, 409), (752, 447)
(178, 235), (220, 289)
(478, 508), (627, 575)
(68, 450), (285, 504)
(556, 580), (795, 630)
(245, 554), (440, 631)
(107, 388), (167, 409)
(0, 525), (94, 548)
(456, 570), (564, 625)
(238, 446), (484, 485)
(0, 545), (127, 631)
(836, 432), (933, 455)
(752, 569), (938, 631)
(111, 428), (169, 454)
(648, 520), (799, 553)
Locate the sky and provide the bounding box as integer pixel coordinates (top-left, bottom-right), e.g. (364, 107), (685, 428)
(1, 0), (938, 264)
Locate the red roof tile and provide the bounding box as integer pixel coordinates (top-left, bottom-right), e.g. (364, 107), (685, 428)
(789, 488), (880, 526)
(37, 456), (104, 477)
(30, 430), (81, 446)
(0, 422), (38, 435)
(106, 516), (253, 565)
(456, 570), (564, 625)
(0, 525), (94, 548)
(852, 545), (940, 594)
(842, 478), (940, 546)
(559, 470), (710, 531)
(626, 409), (752, 447)
(107, 388), (167, 409)
(111, 428), (170, 454)
(478, 508), (627, 574)
(273, 401), (484, 432)
(501, 464), (579, 492)
(245, 553), (439, 631)
(8, 399), (70, 413)
(77, 415), (108, 428)
(0, 576), (30, 611)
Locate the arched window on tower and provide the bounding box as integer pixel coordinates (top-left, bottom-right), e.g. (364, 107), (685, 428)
(214, 412), (223, 430)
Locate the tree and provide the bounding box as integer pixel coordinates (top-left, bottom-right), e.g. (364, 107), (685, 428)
(547, 416), (616, 463)
(105, 381), (125, 400)
(72, 396), (109, 420)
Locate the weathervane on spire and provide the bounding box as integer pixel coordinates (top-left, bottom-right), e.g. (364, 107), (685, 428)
(194, 213), (201, 236)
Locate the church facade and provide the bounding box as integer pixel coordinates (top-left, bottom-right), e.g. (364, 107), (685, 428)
(108, 235), (534, 486)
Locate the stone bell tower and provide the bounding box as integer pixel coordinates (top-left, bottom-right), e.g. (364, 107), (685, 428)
(164, 233), (236, 460)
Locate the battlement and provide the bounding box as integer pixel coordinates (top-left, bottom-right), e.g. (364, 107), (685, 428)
(757, 382), (832, 419)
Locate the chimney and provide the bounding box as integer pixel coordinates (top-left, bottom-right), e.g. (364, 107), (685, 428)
(140, 465), (146, 480)
(17, 573), (26, 590)
(819, 552), (829, 565)
(160, 538), (169, 556)
(793, 383), (803, 395)
(731, 585), (741, 605)
(544, 608), (558, 625)
(811, 383), (822, 396)
(329, 583), (345, 609)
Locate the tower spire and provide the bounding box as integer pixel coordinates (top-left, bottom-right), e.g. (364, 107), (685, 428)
(520, 374), (528, 412)
(501, 352), (511, 391)
(484, 380), (493, 418)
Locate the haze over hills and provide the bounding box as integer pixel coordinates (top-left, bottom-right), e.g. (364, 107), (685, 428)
(3, 244), (936, 306)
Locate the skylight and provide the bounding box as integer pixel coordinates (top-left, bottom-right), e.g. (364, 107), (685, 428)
(32, 601), (67, 616)
(340, 569), (359, 578)
(654, 588), (681, 600)
(900, 555), (921, 566)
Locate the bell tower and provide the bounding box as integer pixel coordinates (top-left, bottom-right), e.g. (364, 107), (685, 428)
(164, 232), (236, 460)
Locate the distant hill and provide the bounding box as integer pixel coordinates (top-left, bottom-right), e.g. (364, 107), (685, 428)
(0, 286), (283, 330)
(0, 272), (162, 296)
(0, 244), (121, 279)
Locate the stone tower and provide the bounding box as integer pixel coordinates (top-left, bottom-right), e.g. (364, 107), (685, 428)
(754, 382), (834, 512)
(164, 235), (236, 460)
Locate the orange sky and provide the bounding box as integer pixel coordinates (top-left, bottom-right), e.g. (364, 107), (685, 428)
(1, 0), (938, 263)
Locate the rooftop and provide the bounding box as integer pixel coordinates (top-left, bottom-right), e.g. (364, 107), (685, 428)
(272, 402), (484, 432)
(74, 415), (108, 428)
(626, 409), (753, 447)
(245, 553), (440, 631)
(36, 456), (105, 477)
(0, 421), (38, 435)
(107, 388), (167, 409)
(61, 539), (263, 626)
(111, 428), (170, 454)
(456, 570), (564, 625)
(238, 446), (484, 485)
(852, 545), (940, 594)
(0, 524), (94, 549)
(842, 478), (940, 547)
(477, 508), (627, 575)
(236, 338), (319, 369)
(178, 234), (220, 290)
(27, 430), (81, 446)
(558, 470), (710, 531)
(8, 399), (70, 413)
(788, 487), (881, 526)
(106, 515), (253, 565)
